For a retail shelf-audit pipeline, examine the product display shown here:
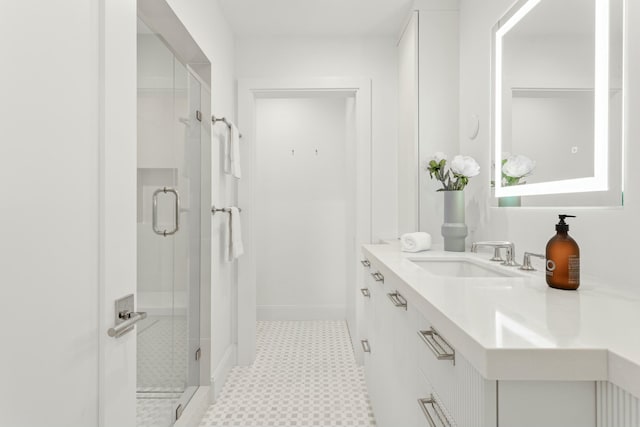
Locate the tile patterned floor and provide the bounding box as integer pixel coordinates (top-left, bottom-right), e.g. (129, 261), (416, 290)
(136, 315), (188, 427)
(137, 395), (180, 427)
(199, 320), (376, 427)
(137, 315), (188, 390)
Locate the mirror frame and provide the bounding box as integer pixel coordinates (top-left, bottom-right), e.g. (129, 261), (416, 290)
(492, 0), (611, 197)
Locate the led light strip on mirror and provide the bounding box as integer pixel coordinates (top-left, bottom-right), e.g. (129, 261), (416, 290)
(493, 0), (611, 198)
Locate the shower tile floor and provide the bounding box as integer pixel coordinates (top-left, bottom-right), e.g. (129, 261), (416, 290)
(199, 320), (376, 427)
(137, 315), (188, 390)
(137, 395), (180, 427)
(136, 315), (188, 427)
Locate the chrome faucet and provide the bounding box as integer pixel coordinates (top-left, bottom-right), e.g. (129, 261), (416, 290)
(470, 241), (520, 267)
(519, 252), (546, 271)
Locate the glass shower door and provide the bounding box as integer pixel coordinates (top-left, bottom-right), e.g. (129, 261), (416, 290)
(136, 18), (201, 427)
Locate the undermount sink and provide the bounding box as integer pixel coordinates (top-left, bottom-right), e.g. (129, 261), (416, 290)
(410, 258), (517, 278)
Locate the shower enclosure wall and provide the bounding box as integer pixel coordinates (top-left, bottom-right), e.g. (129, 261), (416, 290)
(136, 17), (211, 426)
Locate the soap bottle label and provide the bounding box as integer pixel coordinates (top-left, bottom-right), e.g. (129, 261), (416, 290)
(568, 255), (580, 285)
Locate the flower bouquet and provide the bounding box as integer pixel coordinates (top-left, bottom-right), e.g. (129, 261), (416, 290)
(425, 152), (480, 191)
(425, 152), (480, 252)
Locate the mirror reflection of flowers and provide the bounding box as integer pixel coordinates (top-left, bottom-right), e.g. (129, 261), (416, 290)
(502, 154), (535, 186)
(426, 152), (480, 191)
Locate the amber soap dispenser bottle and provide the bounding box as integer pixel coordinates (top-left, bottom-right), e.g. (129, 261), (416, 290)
(545, 214), (580, 290)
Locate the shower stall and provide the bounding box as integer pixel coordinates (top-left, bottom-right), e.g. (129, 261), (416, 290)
(136, 16), (211, 426)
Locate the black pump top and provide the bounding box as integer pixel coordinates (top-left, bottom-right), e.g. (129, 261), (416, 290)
(556, 214), (576, 232)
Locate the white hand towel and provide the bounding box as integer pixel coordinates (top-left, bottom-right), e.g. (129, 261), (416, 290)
(222, 126), (232, 175)
(401, 232), (432, 252)
(223, 128), (231, 175)
(223, 122), (241, 178)
(226, 207), (244, 262)
(224, 123), (241, 179)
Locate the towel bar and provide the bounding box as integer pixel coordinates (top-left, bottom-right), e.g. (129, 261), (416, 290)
(212, 115), (243, 138)
(211, 205), (242, 215)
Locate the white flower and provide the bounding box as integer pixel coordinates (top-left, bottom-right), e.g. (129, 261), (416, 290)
(433, 152), (447, 163)
(502, 154), (535, 178)
(450, 155), (480, 178)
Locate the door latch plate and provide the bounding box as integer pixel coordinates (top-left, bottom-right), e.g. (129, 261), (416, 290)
(114, 294), (135, 334)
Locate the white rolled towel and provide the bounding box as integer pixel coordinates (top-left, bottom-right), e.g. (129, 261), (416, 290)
(401, 232), (432, 252)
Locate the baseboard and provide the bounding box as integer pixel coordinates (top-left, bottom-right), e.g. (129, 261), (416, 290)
(173, 386), (212, 427)
(211, 344), (237, 400)
(257, 305), (346, 320)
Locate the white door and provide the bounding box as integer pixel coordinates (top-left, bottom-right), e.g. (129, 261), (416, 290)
(0, 1), (137, 426)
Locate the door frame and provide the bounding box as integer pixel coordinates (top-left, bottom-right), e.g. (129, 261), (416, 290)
(98, 1), (138, 425)
(236, 77), (373, 365)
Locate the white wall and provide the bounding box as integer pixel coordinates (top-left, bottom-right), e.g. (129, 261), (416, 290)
(164, 0), (239, 396)
(255, 97), (349, 319)
(416, 2), (460, 242)
(0, 1), (101, 425)
(236, 36), (399, 242)
(457, 0), (640, 285)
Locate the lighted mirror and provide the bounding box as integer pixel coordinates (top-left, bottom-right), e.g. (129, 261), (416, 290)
(492, 0), (624, 206)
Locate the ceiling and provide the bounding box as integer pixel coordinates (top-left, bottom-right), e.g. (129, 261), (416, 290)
(218, 0), (414, 37)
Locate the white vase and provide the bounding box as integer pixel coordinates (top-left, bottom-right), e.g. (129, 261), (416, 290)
(441, 191), (468, 252)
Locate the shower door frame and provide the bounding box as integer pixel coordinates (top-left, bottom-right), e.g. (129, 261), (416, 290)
(99, 0), (212, 426)
(136, 0), (213, 422)
(135, 37), (204, 420)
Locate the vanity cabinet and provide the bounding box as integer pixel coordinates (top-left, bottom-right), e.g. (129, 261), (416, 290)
(359, 260), (495, 427)
(362, 261), (418, 427)
(416, 313), (496, 427)
(360, 257), (493, 427)
(359, 253), (640, 427)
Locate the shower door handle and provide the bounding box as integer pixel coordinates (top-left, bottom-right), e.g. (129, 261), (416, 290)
(152, 187), (180, 237)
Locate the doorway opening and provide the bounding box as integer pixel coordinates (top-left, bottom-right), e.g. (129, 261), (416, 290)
(254, 95), (354, 320)
(237, 79), (373, 365)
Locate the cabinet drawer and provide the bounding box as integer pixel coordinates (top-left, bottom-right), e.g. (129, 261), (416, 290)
(417, 313), (496, 427)
(359, 268), (374, 338)
(415, 368), (456, 427)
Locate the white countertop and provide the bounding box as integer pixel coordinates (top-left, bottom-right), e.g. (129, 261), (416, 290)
(362, 242), (640, 398)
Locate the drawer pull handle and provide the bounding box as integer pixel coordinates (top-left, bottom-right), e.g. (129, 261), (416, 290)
(361, 259), (371, 267)
(370, 272), (384, 282)
(360, 288), (371, 298)
(387, 291), (407, 310)
(418, 395), (451, 427)
(361, 339), (371, 353)
(418, 328), (455, 364)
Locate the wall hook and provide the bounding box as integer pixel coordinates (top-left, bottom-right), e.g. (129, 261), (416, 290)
(315, 149), (318, 156)
(291, 149), (295, 156)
